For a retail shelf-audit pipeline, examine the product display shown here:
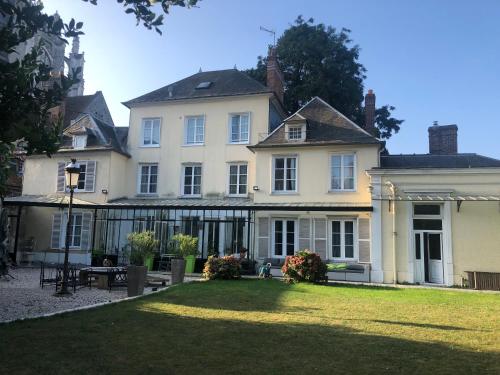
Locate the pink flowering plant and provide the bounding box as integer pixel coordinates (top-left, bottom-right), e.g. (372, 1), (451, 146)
(281, 250), (327, 283)
(203, 255), (242, 280)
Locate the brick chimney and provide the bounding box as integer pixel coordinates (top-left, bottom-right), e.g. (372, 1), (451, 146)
(428, 122), (458, 154)
(364, 89), (376, 136)
(267, 47), (284, 105)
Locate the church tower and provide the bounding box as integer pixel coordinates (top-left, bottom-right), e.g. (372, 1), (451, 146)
(65, 36), (85, 97)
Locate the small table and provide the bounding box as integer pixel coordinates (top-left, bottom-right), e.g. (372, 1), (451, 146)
(80, 267), (127, 290)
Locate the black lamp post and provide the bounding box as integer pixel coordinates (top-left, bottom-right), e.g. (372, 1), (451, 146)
(56, 158), (81, 296)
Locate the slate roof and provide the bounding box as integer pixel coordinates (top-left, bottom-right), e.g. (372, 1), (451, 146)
(60, 115), (129, 157)
(252, 97), (381, 149)
(379, 153), (500, 169)
(123, 69), (272, 107)
(62, 91), (115, 128)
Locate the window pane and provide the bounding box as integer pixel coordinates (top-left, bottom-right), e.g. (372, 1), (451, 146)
(286, 221), (295, 255)
(331, 167), (341, 190)
(345, 245), (354, 258)
(344, 155), (354, 167)
(332, 156), (341, 167)
(143, 121), (151, 144)
(344, 178), (354, 190)
(275, 158), (284, 169)
(428, 234), (441, 260)
(415, 233), (421, 260)
(240, 165), (247, 175)
(413, 219), (442, 230)
(274, 221), (283, 256)
(274, 180), (284, 191)
(414, 205), (441, 216)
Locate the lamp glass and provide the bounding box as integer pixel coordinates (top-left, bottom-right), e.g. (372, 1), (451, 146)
(65, 160), (81, 189)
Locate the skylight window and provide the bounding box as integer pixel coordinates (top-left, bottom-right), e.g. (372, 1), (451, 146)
(195, 81), (212, 89)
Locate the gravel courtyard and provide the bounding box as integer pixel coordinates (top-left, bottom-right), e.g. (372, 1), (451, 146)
(0, 267), (131, 323)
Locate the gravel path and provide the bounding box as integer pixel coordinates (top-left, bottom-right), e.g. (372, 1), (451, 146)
(0, 267), (130, 323)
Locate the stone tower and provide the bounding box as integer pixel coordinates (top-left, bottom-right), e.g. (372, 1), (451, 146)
(65, 36), (85, 97)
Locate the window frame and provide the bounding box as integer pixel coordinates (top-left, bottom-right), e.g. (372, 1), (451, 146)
(271, 218), (297, 258)
(181, 163), (202, 197)
(141, 118), (161, 147)
(329, 218), (358, 261)
(72, 135), (87, 149)
(272, 155), (298, 194)
(184, 115), (205, 146)
(329, 153), (357, 192)
(228, 112), (251, 144)
(67, 213), (83, 249)
(74, 162), (87, 192)
(227, 162), (248, 197)
(137, 163), (159, 195)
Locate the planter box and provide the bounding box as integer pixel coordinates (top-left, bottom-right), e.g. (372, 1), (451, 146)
(127, 265), (147, 297)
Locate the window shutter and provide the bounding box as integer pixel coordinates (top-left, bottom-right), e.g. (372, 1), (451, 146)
(257, 217), (269, 259)
(80, 212), (93, 251)
(298, 218), (311, 250)
(313, 218), (327, 259)
(358, 218), (371, 263)
(84, 161), (96, 192)
(51, 213), (63, 249)
(56, 162), (66, 192)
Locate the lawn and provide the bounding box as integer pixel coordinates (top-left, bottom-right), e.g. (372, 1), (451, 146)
(1, 280), (499, 374)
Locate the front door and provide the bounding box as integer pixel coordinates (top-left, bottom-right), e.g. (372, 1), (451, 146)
(414, 232), (443, 284)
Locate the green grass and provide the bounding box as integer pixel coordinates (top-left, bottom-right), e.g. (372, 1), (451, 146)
(1, 280), (499, 374)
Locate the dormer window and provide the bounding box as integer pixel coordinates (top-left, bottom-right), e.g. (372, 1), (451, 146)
(286, 123), (306, 141)
(73, 135), (87, 149)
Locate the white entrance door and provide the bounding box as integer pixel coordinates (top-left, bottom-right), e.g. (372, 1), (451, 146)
(427, 233), (443, 284)
(414, 232), (443, 284)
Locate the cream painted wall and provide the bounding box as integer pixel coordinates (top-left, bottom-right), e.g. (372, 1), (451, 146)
(22, 150), (129, 203)
(126, 94), (272, 198)
(253, 144), (379, 203)
(374, 170), (500, 285)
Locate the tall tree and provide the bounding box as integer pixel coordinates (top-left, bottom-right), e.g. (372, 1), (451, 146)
(0, 0), (199, 196)
(246, 16), (403, 139)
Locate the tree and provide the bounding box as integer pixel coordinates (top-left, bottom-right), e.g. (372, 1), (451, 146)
(246, 16), (403, 140)
(0, 0), (199, 197)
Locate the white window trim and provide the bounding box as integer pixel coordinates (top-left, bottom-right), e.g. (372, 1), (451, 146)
(227, 162), (248, 197)
(286, 123), (306, 141)
(61, 212), (84, 250)
(181, 163), (202, 198)
(137, 163), (159, 195)
(140, 118), (161, 148)
(228, 112), (251, 145)
(329, 153), (357, 192)
(72, 135), (87, 149)
(328, 218), (358, 261)
(412, 203), (443, 219)
(271, 218), (298, 258)
(184, 115), (205, 146)
(271, 155), (298, 194)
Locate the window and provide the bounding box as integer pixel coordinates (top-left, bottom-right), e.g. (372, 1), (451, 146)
(141, 118), (161, 147)
(331, 219), (356, 260)
(288, 126), (303, 141)
(185, 116), (205, 145)
(72, 135), (87, 149)
(413, 204), (441, 216)
(68, 213), (83, 248)
(228, 163), (248, 196)
(272, 219), (296, 257)
(182, 164), (202, 196)
(331, 154), (356, 191)
(76, 163), (87, 191)
(229, 113), (250, 143)
(138, 164), (158, 194)
(273, 156), (297, 192)
(413, 204), (442, 230)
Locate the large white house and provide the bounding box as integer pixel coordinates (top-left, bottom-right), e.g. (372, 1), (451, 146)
(6, 49), (500, 287)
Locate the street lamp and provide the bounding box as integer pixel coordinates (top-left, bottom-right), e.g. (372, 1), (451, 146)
(56, 158), (81, 296)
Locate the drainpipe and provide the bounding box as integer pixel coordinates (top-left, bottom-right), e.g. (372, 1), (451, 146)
(386, 181), (397, 284)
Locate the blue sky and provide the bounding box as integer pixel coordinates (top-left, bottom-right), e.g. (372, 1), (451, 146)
(43, 0), (500, 157)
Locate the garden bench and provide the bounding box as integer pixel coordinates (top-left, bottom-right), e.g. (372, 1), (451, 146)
(327, 263), (370, 283)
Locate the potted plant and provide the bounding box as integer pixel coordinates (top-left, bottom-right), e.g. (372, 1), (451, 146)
(127, 231), (158, 296)
(172, 233), (199, 275)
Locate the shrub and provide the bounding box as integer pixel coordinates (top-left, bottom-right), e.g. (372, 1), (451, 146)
(281, 250), (327, 283)
(171, 233), (199, 257)
(203, 256), (241, 280)
(127, 231), (159, 266)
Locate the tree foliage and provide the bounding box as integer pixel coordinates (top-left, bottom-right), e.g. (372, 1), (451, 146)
(246, 16), (403, 140)
(0, 0), (198, 197)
